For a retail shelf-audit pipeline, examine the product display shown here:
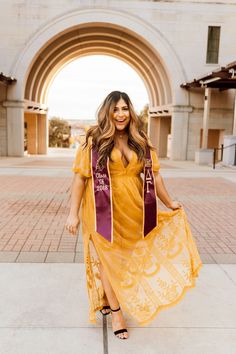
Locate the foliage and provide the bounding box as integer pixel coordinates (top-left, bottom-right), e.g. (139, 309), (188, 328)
(49, 117), (70, 147)
(138, 103), (149, 133)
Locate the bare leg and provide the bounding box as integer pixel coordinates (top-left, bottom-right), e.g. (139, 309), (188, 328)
(100, 293), (110, 315)
(99, 262), (128, 339)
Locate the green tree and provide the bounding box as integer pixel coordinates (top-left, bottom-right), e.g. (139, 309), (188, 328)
(49, 117), (70, 147)
(138, 103), (149, 133)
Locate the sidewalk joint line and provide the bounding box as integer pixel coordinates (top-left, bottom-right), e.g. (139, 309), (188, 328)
(102, 316), (108, 354)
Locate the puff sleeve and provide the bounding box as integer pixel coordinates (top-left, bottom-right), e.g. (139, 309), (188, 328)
(150, 149), (161, 173)
(72, 141), (92, 178)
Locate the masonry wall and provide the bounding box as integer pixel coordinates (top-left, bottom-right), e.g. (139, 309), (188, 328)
(0, 0), (235, 158)
(0, 84), (7, 156)
(0, 1), (236, 81)
(187, 89), (234, 160)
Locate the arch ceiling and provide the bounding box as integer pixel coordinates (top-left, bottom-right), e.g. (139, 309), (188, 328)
(24, 23), (172, 107)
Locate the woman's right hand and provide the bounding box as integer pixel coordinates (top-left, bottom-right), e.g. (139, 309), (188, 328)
(65, 214), (80, 236)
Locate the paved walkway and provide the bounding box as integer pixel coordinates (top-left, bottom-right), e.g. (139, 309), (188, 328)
(0, 148), (236, 353)
(0, 263), (235, 354)
(0, 148), (236, 264)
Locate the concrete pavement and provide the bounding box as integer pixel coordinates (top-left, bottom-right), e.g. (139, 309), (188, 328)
(0, 262), (235, 354)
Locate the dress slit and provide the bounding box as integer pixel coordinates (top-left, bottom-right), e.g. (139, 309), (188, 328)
(83, 234), (105, 323)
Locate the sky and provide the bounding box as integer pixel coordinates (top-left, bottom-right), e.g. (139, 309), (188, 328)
(47, 55), (149, 121)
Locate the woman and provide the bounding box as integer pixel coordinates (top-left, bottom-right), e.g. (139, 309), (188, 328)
(65, 91), (202, 340)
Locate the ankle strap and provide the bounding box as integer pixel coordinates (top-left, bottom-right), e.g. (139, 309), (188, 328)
(110, 306), (120, 312)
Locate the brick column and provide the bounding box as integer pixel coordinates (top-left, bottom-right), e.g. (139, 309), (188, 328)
(202, 87), (211, 149)
(233, 90), (236, 136)
(171, 105), (192, 160)
(3, 100), (24, 157)
(148, 115), (160, 152)
(25, 113), (38, 154)
(37, 114), (48, 154)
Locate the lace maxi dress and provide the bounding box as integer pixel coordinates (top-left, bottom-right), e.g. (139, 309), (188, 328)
(72, 141), (203, 325)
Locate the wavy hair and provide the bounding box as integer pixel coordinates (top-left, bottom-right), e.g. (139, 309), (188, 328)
(84, 91), (154, 168)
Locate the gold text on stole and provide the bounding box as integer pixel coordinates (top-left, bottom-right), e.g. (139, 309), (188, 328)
(95, 172), (109, 192)
(145, 159), (153, 193)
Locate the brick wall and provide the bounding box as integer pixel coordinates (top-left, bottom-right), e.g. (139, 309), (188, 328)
(0, 83), (7, 156)
(0, 105), (7, 156)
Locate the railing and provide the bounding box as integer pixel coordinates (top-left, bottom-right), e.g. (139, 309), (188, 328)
(213, 143), (236, 169)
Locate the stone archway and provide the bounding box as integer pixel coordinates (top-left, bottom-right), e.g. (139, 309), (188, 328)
(7, 8), (188, 158)
(25, 24), (171, 107)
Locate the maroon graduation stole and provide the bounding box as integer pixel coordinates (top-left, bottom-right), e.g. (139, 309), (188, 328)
(143, 147), (158, 237)
(91, 145), (158, 243)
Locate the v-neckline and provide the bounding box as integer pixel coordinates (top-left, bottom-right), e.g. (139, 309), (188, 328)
(113, 146), (133, 169)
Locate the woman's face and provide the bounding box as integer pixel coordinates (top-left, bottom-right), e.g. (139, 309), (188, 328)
(112, 98), (130, 132)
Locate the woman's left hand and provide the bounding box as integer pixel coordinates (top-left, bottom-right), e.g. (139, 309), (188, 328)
(168, 200), (182, 210)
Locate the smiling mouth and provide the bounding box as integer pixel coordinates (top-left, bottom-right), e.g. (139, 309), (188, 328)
(116, 119), (126, 123)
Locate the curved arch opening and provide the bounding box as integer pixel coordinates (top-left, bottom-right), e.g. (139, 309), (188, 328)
(23, 22), (173, 157)
(24, 23), (172, 107)
(46, 54), (149, 120)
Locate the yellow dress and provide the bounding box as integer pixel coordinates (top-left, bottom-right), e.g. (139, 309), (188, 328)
(72, 140), (203, 326)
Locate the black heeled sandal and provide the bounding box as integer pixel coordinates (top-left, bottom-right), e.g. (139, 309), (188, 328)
(99, 305), (111, 316)
(110, 306), (128, 339)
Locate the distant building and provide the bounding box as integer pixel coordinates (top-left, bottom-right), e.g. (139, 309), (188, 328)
(66, 119), (96, 146)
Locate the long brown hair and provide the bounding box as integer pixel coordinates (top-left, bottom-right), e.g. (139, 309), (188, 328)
(84, 91), (154, 168)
